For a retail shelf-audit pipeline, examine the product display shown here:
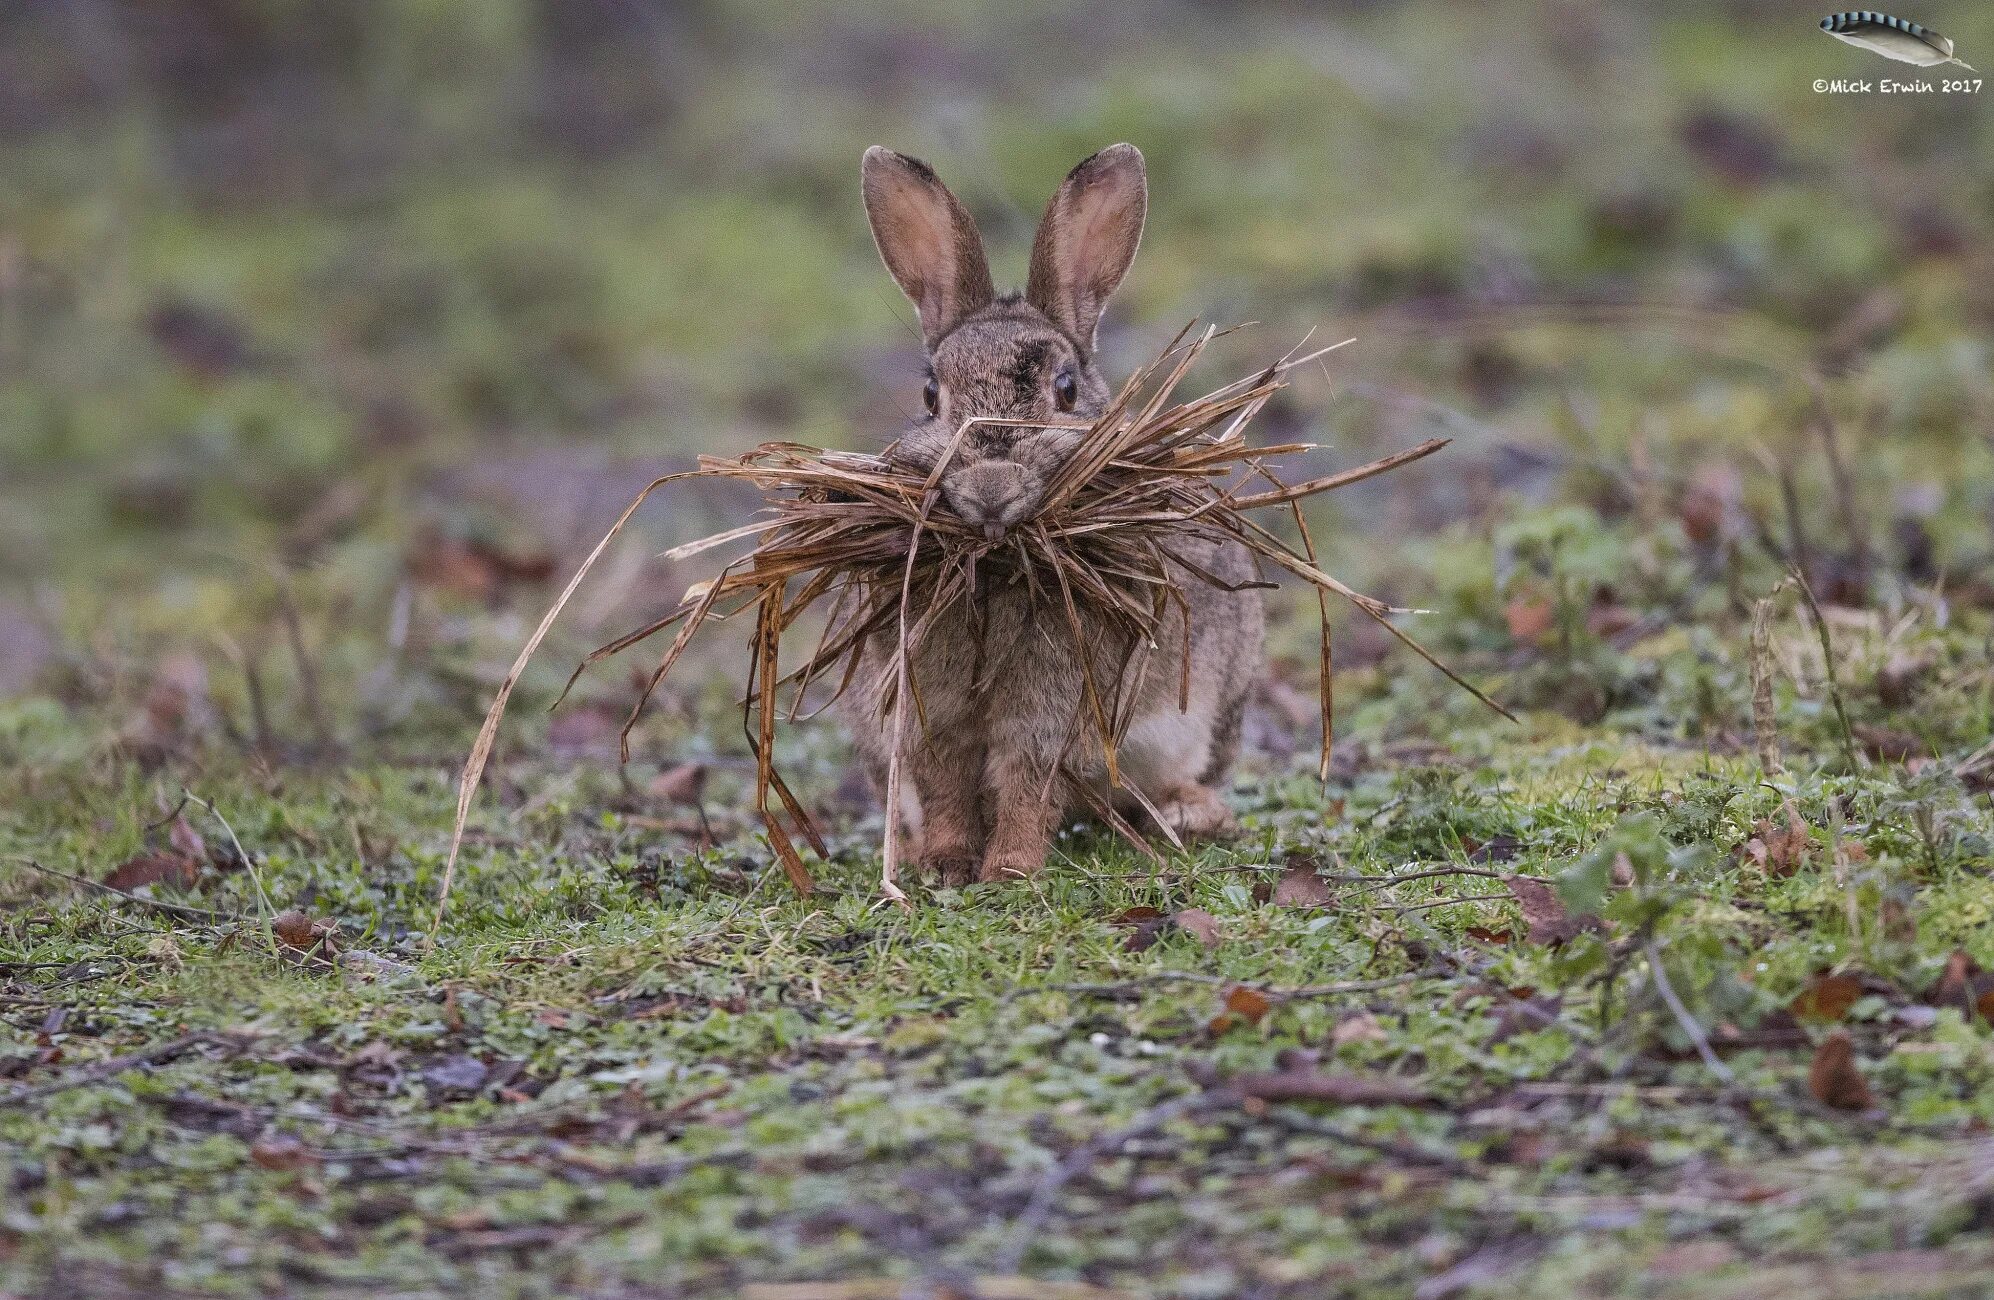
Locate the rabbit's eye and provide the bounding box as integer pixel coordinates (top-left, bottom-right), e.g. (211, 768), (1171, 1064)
(1053, 370), (1078, 412)
(922, 376), (940, 416)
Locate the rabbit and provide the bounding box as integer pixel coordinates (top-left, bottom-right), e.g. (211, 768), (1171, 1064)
(844, 143), (1264, 886)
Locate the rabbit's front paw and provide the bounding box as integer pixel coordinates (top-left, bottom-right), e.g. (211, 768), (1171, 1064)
(921, 851), (978, 888)
(1156, 784), (1238, 843)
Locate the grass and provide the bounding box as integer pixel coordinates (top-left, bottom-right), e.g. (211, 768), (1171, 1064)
(7, 603), (1994, 1297)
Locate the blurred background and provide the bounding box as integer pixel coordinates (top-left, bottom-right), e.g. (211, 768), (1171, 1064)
(2, 0), (1990, 782)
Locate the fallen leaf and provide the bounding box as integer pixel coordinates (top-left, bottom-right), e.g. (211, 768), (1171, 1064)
(648, 762), (709, 806)
(167, 815), (207, 863)
(1330, 1011), (1386, 1047)
(104, 851), (200, 893)
(1855, 724), (1922, 763)
(1789, 972), (1865, 1023)
(1586, 602), (1640, 640)
(1269, 863), (1335, 908)
(1922, 950), (1984, 1014)
(1808, 1030), (1876, 1111)
(1710, 1009), (1811, 1053)
(271, 909), (338, 953)
(1507, 876), (1600, 946)
(1224, 986), (1272, 1025)
(1171, 908), (1222, 949)
(1487, 993), (1565, 1044)
(1504, 595), (1555, 643)
(1117, 906), (1170, 952)
(1744, 804), (1812, 877)
(1466, 835), (1522, 865)
(249, 1135), (319, 1171)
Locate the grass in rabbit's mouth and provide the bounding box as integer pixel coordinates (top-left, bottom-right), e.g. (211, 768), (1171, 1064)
(434, 325), (1509, 923)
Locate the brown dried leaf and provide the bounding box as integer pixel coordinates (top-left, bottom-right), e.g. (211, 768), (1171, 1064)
(1710, 1008), (1811, 1053)
(1789, 972), (1865, 1023)
(249, 1135), (318, 1171)
(1507, 876), (1599, 946)
(104, 851), (200, 893)
(1171, 908), (1222, 949)
(1747, 804), (1813, 877)
(167, 815), (207, 863)
(647, 762), (709, 806)
(1854, 724), (1922, 763)
(1922, 950), (1979, 1011)
(1269, 863), (1336, 908)
(1504, 595), (1555, 643)
(272, 909), (338, 956)
(1224, 986), (1273, 1025)
(1330, 1011), (1386, 1047)
(1807, 1030), (1876, 1111)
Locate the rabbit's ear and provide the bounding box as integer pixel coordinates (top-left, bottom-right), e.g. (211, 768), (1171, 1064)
(862, 147), (995, 348)
(1026, 144), (1146, 355)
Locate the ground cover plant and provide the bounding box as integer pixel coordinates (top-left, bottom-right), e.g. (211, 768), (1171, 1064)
(4, 2), (1993, 1297)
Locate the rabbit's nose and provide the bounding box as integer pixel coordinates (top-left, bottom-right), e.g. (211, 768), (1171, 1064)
(948, 461), (1029, 540)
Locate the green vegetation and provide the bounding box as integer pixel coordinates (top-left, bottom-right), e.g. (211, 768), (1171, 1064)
(4, 2), (1993, 1296)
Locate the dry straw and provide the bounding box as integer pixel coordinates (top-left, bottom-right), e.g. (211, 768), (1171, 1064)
(431, 325), (1508, 931)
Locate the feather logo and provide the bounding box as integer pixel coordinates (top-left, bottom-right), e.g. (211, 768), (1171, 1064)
(1820, 12), (1975, 70)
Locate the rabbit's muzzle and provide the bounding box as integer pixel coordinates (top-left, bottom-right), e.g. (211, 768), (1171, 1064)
(945, 460), (1037, 542)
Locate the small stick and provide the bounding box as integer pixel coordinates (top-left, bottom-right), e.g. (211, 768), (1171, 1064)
(183, 790), (279, 951)
(0, 1031), (245, 1109)
(1325, 865), (1546, 889)
(272, 569), (334, 752)
(1789, 568), (1862, 771)
(2, 854), (245, 924)
(995, 1091), (1208, 1272)
(1002, 970), (1435, 1003)
(1645, 940), (1733, 1084)
(1750, 591), (1782, 774)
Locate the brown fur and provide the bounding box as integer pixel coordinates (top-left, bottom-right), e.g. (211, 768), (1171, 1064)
(847, 144), (1265, 884)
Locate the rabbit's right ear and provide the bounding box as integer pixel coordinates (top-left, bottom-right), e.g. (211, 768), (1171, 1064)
(862, 147), (995, 348)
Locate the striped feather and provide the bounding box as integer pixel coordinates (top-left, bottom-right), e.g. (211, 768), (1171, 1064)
(1819, 11), (1972, 69)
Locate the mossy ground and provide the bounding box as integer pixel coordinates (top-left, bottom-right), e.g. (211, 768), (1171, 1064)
(4, 3), (1994, 1297)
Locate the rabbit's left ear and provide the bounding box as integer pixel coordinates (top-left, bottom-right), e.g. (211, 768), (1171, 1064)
(1026, 144), (1146, 355)
(862, 147), (995, 348)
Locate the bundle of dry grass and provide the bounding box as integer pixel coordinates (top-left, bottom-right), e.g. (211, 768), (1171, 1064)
(433, 326), (1507, 926)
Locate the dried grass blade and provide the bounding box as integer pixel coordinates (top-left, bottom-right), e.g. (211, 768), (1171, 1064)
(432, 471), (693, 940)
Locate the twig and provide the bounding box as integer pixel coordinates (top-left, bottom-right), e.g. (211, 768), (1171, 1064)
(995, 1092), (1208, 1272)
(1789, 568), (1862, 771)
(0, 1031), (245, 1108)
(1644, 941), (1733, 1084)
(1256, 1103), (1475, 1174)
(1002, 970), (1436, 1003)
(2, 854), (245, 924)
(1750, 592), (1782, 774)
(273, 569), (335, 752)
(1325, 865), (1547, 890)
(182, 790), (279, 950)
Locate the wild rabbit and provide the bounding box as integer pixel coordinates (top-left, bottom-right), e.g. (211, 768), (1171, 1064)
(847, 143), (1265, 884)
